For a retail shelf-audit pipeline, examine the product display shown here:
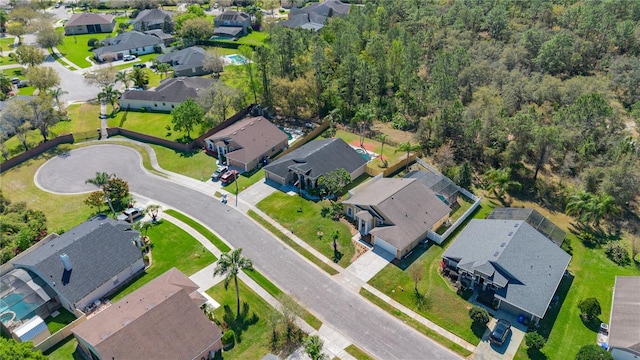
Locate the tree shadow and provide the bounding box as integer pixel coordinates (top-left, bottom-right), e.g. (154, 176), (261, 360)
(332, 248), (343, 263)
(526, 347), (548, 360)
(175, 135), (193, 144)
(222, 302), (259, 344)
(580, 316), (603, 333)
(414, 290), (431, 310)
(471, 322), (487, 339)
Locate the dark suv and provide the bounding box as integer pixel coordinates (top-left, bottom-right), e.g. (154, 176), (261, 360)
(211, 166), (228, 181)
(489, 319), (511, 346)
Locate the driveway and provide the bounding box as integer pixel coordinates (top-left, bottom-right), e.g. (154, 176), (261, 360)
(35, 145), (461, 360)
(471, 311), (526, 360)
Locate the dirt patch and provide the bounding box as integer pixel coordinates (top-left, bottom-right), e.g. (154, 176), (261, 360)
(349, 140), (376, 153)
(351, 239), (370, 262)
(371, 120), (415, 145)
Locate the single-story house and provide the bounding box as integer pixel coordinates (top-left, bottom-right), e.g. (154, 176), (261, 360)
(442, 219), (571, 323)
(64, 12), (115, 35)
(343, 177), (451, 259)
(133, 8), (173, 32)
(156, 46), (214, 77)
(608, 276), (640, 359)
(119, 76), (214, 112)
(406, 170), (460, 207)
(7, 216), (144, 315)
(204, 116), (289, 172)
(213, 10), (252, 38)
(264, 138), (367, 189)
(144, 29), (175, 47)
(93, 31), (164, 62)
(72, 268), (223, 360)
(279, 0), (351, 30)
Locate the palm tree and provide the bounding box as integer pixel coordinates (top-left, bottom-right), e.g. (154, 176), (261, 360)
(128, 67), (148, 89)
(145, 204), (161, 222)
(85, 172), (117, 217)
(156, 62), (173, 79)
(115, 70), (129, 88)
(565, 190), (595, 225)
(213, 248), (254, 317)
(395, 141), (421, 171)
(483, 168), (522, 200)
(375, 134), (388, 164)
(98, 84), (121, 114)
(0, 73), (12, 99)
(592, 193), (618, 227)
(48, 87), (68, 112)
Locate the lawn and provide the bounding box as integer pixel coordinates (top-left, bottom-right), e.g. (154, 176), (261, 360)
(206, 280), (273, 360)
(0, 54), (17, 65)
(43, 336), (83, 360)
(44, 308), (77, 334)
(58, 103), (102, 134)
(150, 144), (217, 181)
(205, 46), (243, 56)
(215, 31), (269, 47)
(109, 219), (216, 301)
(344, 345), (375, 360)
(163, 209), (231, 252)
(0, 146), (94, 233)
(0, 35), (16, 48)
(107, 110), (190, 141)
(257, 191), (355, 267)
(233, 168), (266, 193)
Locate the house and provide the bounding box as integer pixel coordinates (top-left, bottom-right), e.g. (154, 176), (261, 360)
(64, 12), (115, 35)
(132, 8), (173, 32)
(72, 268), (223, 360)
(93, 31), (163, 62)
(264, 138), (367, 189)
(343, 177), (451, 259)
(608, 276), (640, 359)
(406, 170), (460, 207)
(156, 46), (214, 77)
(213, 10), (252, 38)
(4, 216), (144, 316)
(143, 29), (175, 47)
(204, 116), (289, 172)
(442, 219), (571, 323)
(119, 76), (214, 112)
(279, 0), (351, 30)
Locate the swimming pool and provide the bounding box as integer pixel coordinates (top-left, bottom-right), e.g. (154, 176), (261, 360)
(0, 293), (39, 323)
(355, 148), (371, 161)
(225, 54), (250, 65)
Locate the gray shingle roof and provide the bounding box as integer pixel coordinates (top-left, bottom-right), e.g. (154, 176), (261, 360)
(94, 31), (162, 57)
(133, 9), (172, 26)
(156, 47), (210, 72)
(264, 138), (367, 181)
(72, 268), (222, 359)
(442, 219), (571, 318)
(213, 26), (244, 37)
(66, 12), (114, 27)
(609, 276), (640, 353)
(281, 0), (350, 30)
(344, 178), (451, 251)
(121, 76), (214, 103)
(13, 217), (142, 306)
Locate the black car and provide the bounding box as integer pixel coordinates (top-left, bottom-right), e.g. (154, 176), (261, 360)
(133, 63), (147, 69)
(490, 319), (511, 346)
(211, 166), (228, 181)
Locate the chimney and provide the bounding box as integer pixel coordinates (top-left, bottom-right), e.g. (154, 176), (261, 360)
(60, 253), (72, 271)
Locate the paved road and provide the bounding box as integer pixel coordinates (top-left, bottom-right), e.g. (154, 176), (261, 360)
(35, 145), (461, 360)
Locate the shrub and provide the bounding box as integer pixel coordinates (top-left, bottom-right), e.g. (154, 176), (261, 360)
(221, 329), (235, 346)
(578, 298), (601, 321)
(605, 243), (630, 266)
(575, 344), (613, 360)
(469, 306), (490, 325)
(525, 331), (546, 350)
(579, 231), (602, 248)
(87, 38), (99, 48)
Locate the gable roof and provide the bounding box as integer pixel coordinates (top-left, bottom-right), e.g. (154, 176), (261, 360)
(66, 12), (114, 27)
(216, 10), (250, 23)
(442, 219), (571, 319)
(72, 268), (222, 359)
(344, 178), (451, 250)
(121, 76), (214, 103)
(133, 9), (172, 25)
(156, 46), (211, 72)
(13, 216), (142, 306)
(264, 138), (367, 180)
(206, 116), (288, 164)
(609, 276), (640, 353)
(281, 0), (350, 30)
(94, 31), (162, 57)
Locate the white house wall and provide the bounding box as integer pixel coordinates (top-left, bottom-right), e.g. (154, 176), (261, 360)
(119, 98), (179, 112)
(75, 258), (145, 311)
(373, 236), (398, 258)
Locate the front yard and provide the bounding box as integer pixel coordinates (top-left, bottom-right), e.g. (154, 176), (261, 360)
(257, 191), (356, 267)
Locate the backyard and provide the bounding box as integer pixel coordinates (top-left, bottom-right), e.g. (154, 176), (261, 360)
(107, 110), (188, 141)
(109, 219), (216, 301)
(325, 129), (405, 175)
(257, 191), (356, 267)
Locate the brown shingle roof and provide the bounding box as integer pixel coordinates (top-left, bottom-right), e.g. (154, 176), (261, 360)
(609, 276), (640, 353)
(72, 268), (222, 360)
(66, 12), (114, 27)
(121, 77), (214, 103)
(206, 116), (288, 165)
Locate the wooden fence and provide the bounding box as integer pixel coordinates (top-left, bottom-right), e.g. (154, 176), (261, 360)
(34, 309), (86, 353)
(0, 134), (74, 174)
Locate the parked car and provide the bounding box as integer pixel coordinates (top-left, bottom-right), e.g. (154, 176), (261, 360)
(489, 319), (511, 346)
(11, 78), (19, 85)
(220, 169), (239, 185)
(17, 80), (28, 88)
(211, 166), (228, 181)
(123, 54), (136, 61)
(117, 207), (145, 223)
(133, 63), (146, 68)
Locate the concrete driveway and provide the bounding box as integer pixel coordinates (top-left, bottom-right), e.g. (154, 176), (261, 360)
(35, 145), (462, 360)
(472, 311), (526, 360)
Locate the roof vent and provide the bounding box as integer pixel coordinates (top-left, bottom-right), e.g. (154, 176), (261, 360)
(508, 232), (513, 236)
(240, 128), (245, 131)
(60, 253), (72, 271)
(493, 251), (500, 257)
(500, 242), (506, 247)
(514, 223), (519, 227)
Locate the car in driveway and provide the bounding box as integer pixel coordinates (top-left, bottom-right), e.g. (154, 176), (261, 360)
(123, 54), (136, 61)
(211, 166), (228, 181)
(117, 207), (145, 223)
(490, 319), (511, 346)
(220, 169), (239, 185)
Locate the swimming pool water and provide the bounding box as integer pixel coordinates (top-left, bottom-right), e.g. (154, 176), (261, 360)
(226, 54), (248, 65)
(0, 293), (39, 322)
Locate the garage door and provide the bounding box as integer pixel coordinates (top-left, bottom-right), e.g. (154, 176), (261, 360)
(374, 237), (397, 258)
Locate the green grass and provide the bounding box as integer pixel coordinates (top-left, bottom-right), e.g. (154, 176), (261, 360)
(247, 210), (339, 275)
(344, 344), (375, 360)
(215, 31), (269, 47)
(206, 280), (273, 360)
(44, 308), (77, 334)
(55, 18), (130, 68)
(0, 54), (17, 65)
(109, 219), (216, 301)
(360, 288), (473, 357)
(256, 191), (355, 267)
(242, 268), (322, 330)
(235, 168), (266, 193)
(0, 35), (16, 48)
(149, 144), (217, 181)
(108, 110), (189, 141)
(43, 336), (83, 360)
(163, 209), (232, 252)
(329, 130), (403, 169)
(58, 103), (102, 133)
(205, 46), (242, 56)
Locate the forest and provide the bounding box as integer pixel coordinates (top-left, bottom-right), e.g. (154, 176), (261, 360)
(246, 0), (640, 229)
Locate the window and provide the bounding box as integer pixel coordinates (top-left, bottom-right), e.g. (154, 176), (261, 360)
(347, 208), (352, 217)
(171, 105), (175, 108)
(154, 103), (158, 107)
(162, 102), (165, 106)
